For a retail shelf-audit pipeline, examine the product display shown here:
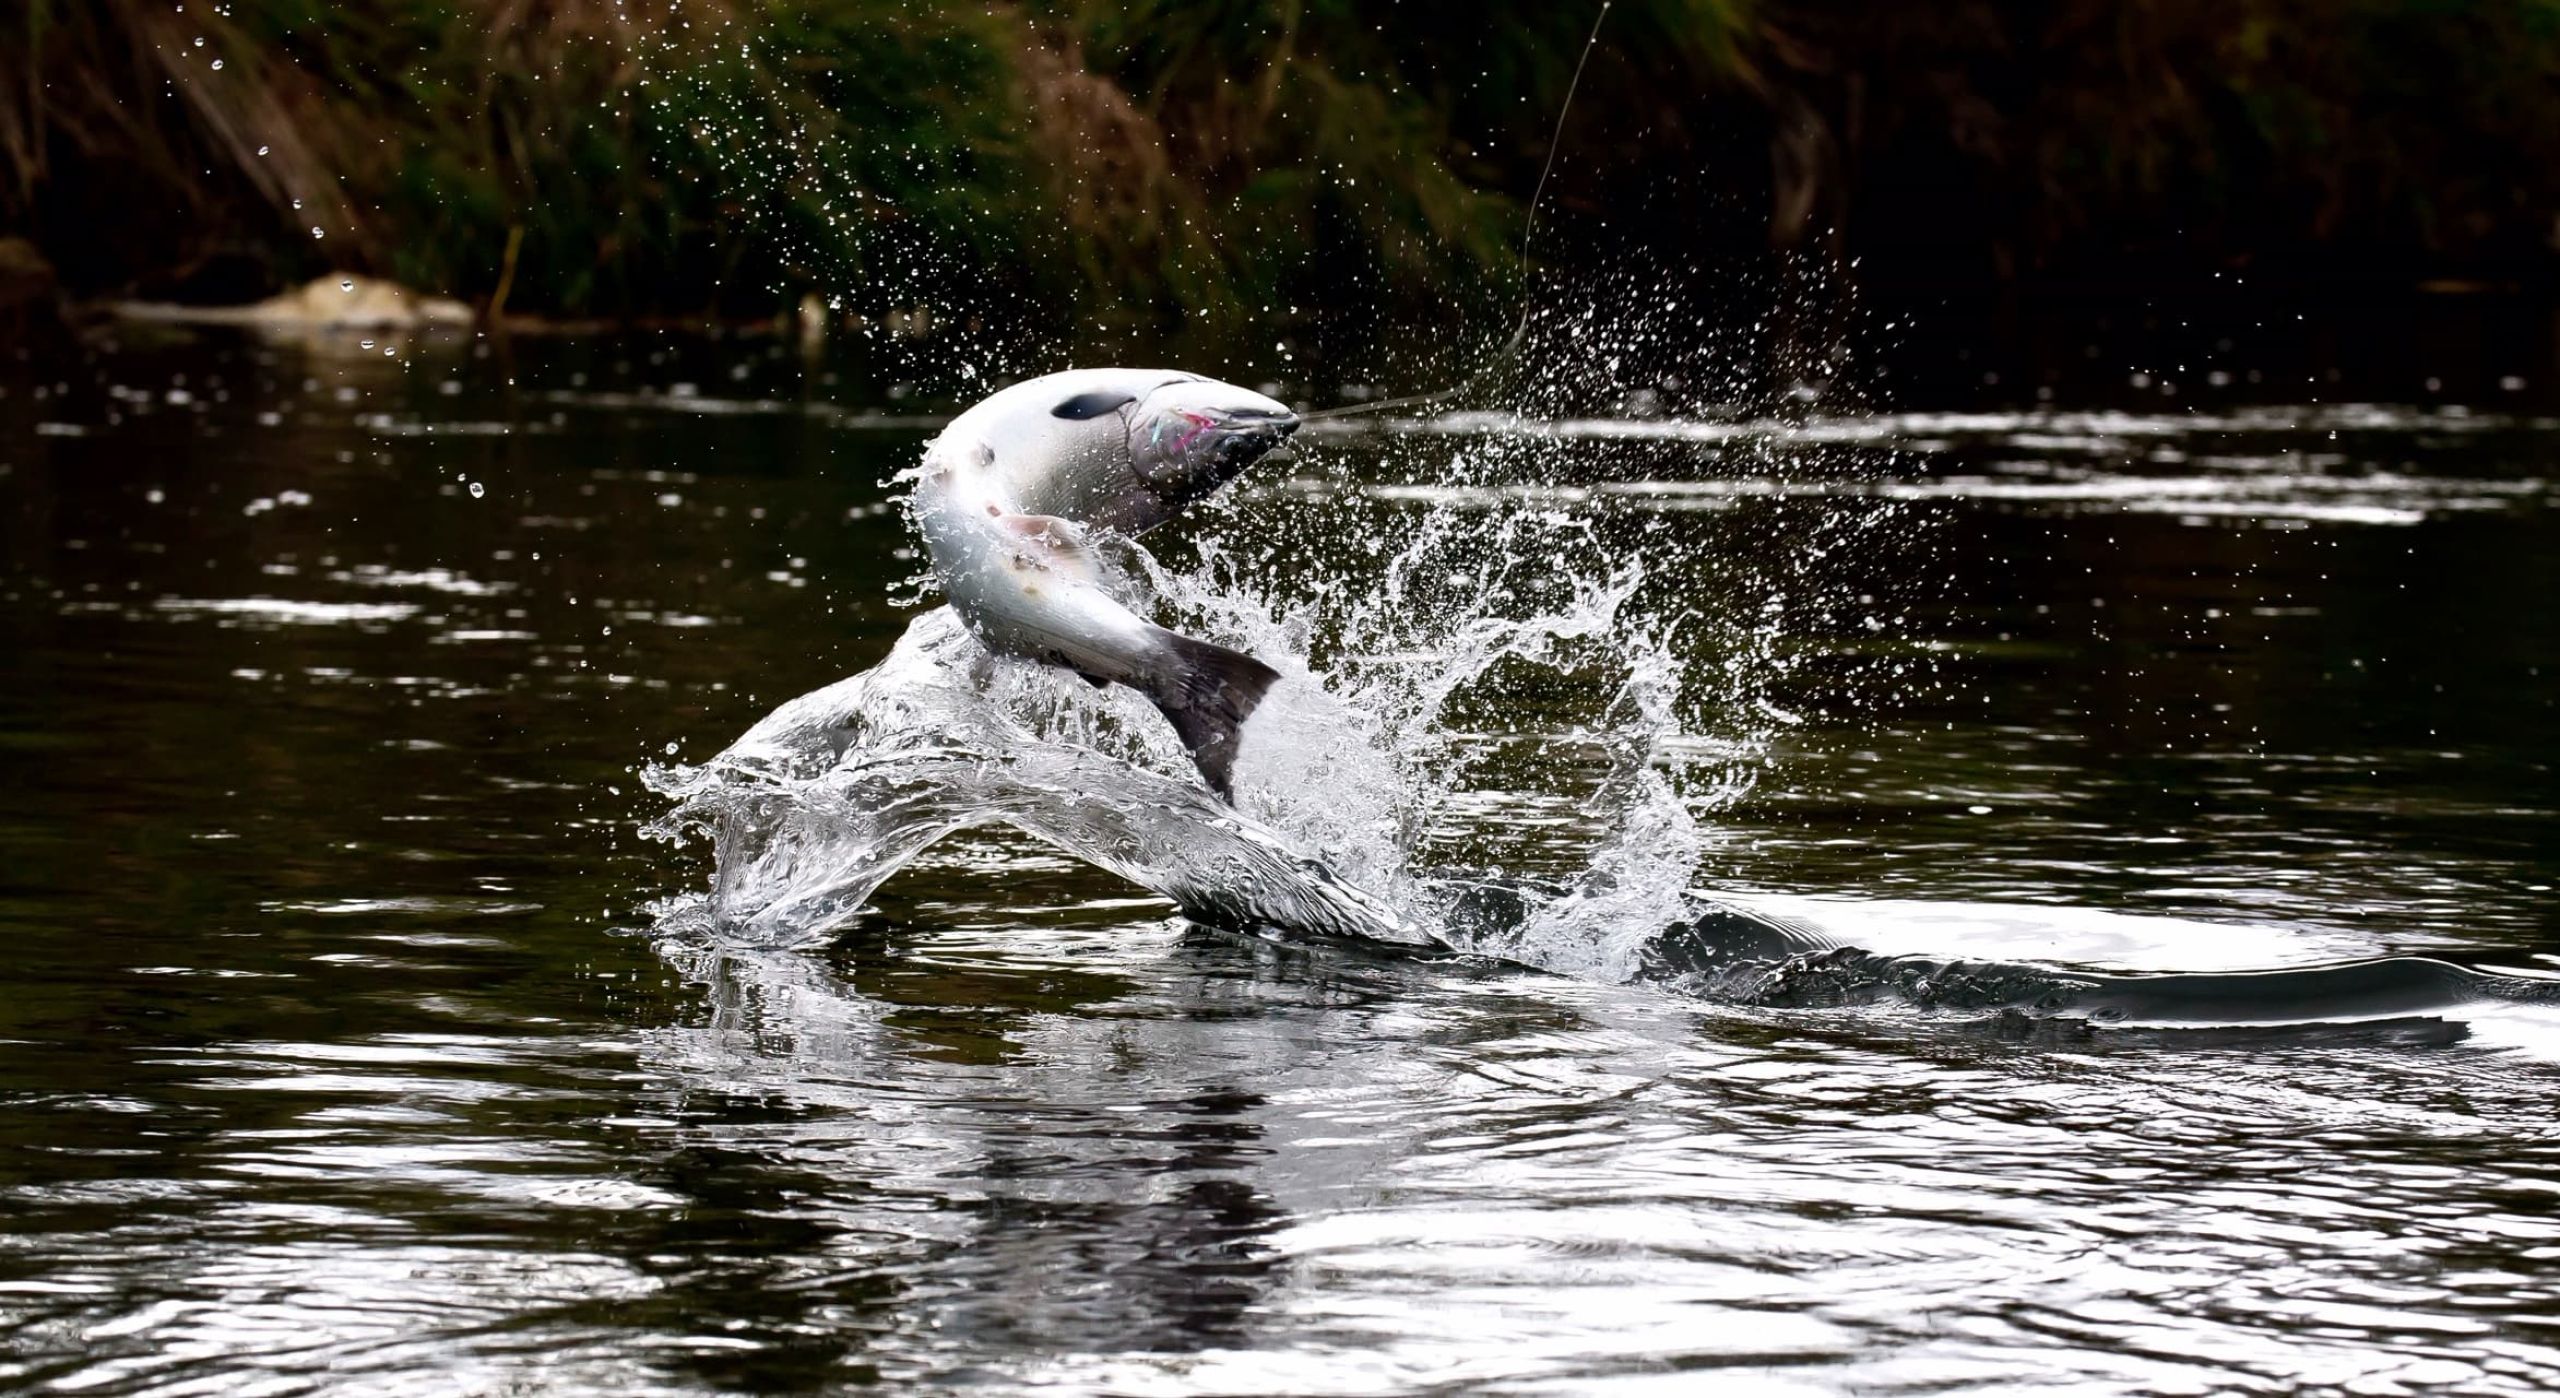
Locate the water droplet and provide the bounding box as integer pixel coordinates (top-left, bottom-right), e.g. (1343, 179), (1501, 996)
(256, 145), (269, 156)
(359, 339), (374, 350)
(468, 481), (485, 499)
(310, 226), (323, 239)
(663, 741), (678, 756)
(210, 59), (223, 71)
(339, 279), (354, 292)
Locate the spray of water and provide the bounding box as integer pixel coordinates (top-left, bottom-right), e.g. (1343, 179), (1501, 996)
(626, 0), (1932, 983)
(643, 405), (1907, 985)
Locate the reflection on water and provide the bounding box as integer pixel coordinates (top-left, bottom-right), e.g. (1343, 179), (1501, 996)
(0, 333), (2556, 1393)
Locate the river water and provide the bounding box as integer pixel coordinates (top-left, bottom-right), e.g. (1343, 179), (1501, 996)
(2, 331), (2556, 1394)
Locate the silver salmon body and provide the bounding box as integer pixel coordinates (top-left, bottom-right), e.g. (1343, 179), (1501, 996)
(908, 369), (1300, 798)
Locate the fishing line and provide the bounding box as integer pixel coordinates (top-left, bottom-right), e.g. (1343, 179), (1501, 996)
(1300, 0), (1613, 424)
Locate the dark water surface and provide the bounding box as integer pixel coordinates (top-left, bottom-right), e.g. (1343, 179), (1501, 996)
(2, 332), (2557, 1393)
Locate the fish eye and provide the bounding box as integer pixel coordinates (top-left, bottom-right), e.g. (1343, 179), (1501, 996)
(1050, 391), (1136, 421)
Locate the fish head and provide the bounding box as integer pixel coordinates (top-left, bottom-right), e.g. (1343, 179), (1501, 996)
(936, 370), (1300, 534)
(1122, 377), (1300, 512)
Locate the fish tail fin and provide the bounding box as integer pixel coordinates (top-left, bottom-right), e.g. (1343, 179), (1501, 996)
(1147, 629), (1282, 801)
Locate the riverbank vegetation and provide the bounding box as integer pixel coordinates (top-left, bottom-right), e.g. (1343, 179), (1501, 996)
(6, 1), (2558, 340)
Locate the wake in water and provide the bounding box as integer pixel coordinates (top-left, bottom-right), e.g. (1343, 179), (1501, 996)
(642, 410), (2560, 1040)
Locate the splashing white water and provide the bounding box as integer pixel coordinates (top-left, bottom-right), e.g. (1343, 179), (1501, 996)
(645, 429), (1888, 981)
(644, 609), (1416, 946)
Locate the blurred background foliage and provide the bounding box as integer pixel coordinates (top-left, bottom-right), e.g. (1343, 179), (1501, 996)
(3, 0), (2557, 338)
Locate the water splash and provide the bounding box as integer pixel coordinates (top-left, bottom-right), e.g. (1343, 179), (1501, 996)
(645, 610), (1416, 948)
(644, 425), (1895, 983)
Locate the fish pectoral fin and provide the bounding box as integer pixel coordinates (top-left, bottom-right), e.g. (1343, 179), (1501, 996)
(1143, 628), (1282, 802)
(993, 512), (1085, 543)
(990, 512), (1094, 569)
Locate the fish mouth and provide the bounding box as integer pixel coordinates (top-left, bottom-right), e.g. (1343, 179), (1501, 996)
(1129, 392), (1302, 497)
(1211, 407), (1300, 468)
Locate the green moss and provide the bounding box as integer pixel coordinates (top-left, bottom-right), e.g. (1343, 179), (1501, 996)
(6, 0), (2558, 330)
